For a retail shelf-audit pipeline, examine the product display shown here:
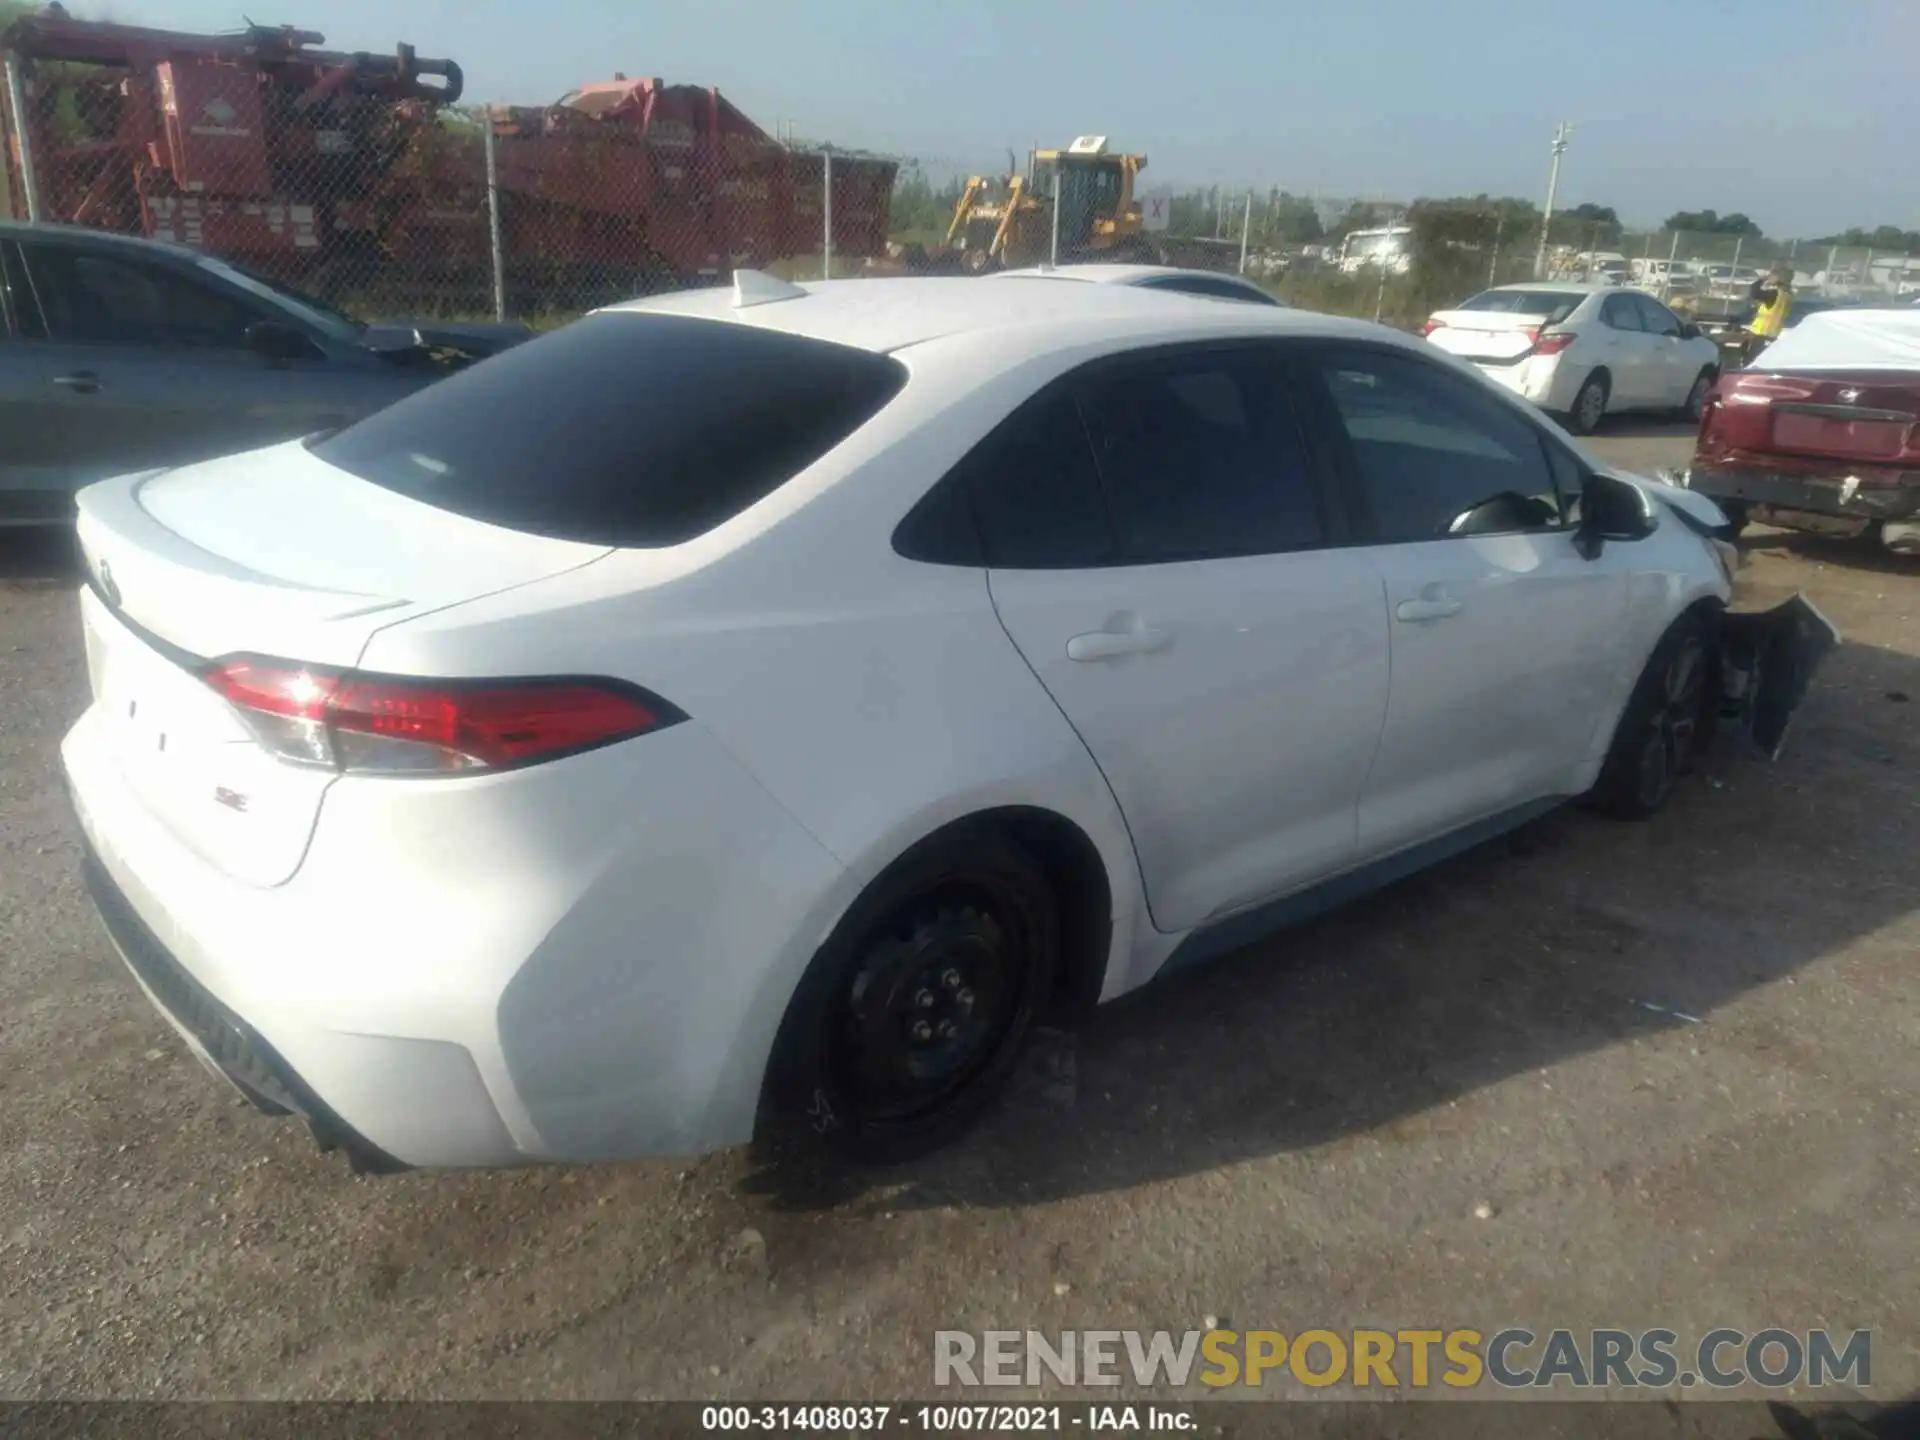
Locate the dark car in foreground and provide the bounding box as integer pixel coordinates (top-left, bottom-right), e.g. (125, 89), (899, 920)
(0, 222), (533, 526)
(1683, 308), (1920, 554)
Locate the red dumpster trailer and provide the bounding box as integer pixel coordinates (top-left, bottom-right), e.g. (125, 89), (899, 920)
(0, 11), (897, 309)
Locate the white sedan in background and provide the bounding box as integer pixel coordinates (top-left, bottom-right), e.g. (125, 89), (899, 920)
(1422, 283), (1723, 435)
(63, 272), (1831, 1173)
(991, 262), (1283, 306)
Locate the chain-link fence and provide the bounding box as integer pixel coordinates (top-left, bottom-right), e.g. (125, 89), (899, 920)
(3, 18), (1909, 334)
(0, 27), (909, 324)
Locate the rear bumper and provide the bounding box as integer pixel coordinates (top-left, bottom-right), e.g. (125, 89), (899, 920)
(1687, 463), (1920, 528)
(77, 838), (409, 1174)
(61, 699), (855, 1170)
(1473, 354), (1580, 412)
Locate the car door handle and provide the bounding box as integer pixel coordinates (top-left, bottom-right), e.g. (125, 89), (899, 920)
(51, 371), (102, 394)
(1395, 596), (1463, 623)
(1066, 627), (1170, 662)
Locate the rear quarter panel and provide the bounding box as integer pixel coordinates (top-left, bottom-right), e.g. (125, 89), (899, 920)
(354, 334), (1156, 1003)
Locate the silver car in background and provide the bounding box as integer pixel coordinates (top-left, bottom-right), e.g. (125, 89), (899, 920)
(0, 222), (531, 526)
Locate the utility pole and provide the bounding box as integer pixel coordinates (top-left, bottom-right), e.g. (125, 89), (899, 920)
(1533, 121), (1574, 280)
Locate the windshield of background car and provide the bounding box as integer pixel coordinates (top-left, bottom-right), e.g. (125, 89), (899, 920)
(1457, 290), (1585, 323)
(195, 256), (365, 345)
(311, 312), (909, 546)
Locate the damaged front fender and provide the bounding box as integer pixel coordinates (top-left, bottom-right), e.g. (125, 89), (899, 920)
(1717, 595), (1842, 759)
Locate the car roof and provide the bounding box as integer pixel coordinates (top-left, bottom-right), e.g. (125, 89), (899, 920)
(989, 264), (1260, 287)
(0, 219), (205, 263)
(613, 274), (1355, 355)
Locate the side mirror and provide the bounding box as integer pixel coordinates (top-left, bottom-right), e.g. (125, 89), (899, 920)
(245, 320), (322, 365)
(1679, 323), (1701, 340)
(1573, 473), (1658, 560)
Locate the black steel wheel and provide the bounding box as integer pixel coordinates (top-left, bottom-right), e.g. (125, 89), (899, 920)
(1590, 613), (1715, 819)
(764, 831), (1058, 1162)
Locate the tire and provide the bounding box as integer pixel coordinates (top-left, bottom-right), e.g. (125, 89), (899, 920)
(761, 830), (1059, 1163)
(1588, 611), (1715, 820)
(1679, 367), (1716, 424)
(1567, 371), (1610, 435)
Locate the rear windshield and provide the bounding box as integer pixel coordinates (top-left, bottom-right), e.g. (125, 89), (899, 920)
(312, 311), (908, 546)
(1456, 290), (1585, 323)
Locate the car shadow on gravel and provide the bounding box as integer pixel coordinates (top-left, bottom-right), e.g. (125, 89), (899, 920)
(0, 528), (81, 586)
(1590, 415), (1699, 440)
(746, 638), (1920, 1217)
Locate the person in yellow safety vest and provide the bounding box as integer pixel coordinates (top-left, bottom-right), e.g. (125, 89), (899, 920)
(1744, 266), (1793, 362)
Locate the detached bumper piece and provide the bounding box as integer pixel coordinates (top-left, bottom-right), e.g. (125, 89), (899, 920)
(79, 845), (411, 1176)
(1688, 464), (1920, 544)
(1717, 594), (1842, 760)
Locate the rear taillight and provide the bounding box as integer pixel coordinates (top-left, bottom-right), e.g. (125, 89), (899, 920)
(1420, 318), (1444, 336)
(1532, 331), (1577, 356)
(203, 658), (682, 775)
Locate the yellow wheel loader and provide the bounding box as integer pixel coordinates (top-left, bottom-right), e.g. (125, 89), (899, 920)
(899, 137), (1161, 275)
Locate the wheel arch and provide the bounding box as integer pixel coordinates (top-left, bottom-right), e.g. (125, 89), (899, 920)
(818, 804), (1125, 1026)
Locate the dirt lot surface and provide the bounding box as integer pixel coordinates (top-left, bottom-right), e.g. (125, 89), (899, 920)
(1, 421), (1915, 1418)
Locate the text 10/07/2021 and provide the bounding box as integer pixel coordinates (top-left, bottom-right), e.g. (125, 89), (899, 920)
(702, 1405), (1192, 1431)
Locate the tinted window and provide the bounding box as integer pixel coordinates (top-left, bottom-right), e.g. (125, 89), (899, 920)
(1457, 289), (1585, 324)
(1150, 277), (1280, 306)
(1078, 350), (1323, 561)
(958, 392), (1113, 568)
(315, 313), (907, 546)
(1313, 347), (1565, 543)
(23, 246), (261, 348)
(1633, 294), (1682, 336)
(1599, 295), (1642, 331)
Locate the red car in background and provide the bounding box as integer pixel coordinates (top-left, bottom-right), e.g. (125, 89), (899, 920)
(1683, 308), (1920, 555)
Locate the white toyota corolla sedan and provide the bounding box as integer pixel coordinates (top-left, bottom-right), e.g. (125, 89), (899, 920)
(1422, 284), (1724, 435)
(62, 272), (1836, 1173)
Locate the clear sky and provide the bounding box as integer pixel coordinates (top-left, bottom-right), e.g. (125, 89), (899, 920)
(111, 0), (1916, 237)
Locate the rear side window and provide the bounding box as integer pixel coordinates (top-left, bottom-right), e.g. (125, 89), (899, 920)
(1078, 351), (1324, 561)
(958, 393), (1114, 568)
(313, 312), (907, 546)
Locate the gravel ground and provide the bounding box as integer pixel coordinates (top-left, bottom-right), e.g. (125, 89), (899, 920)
(1, 421), (1915, 1411)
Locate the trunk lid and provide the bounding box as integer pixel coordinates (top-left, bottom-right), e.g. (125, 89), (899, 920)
(1699, 370), (1920, 467)
(1425, 309), (1558, 364)
(73, 442), (610, 887)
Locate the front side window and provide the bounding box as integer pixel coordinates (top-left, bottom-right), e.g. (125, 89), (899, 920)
(1633, 294), (1683, 336)
(21, 246), (262, 349)
(1311, 346), (1565, 542)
